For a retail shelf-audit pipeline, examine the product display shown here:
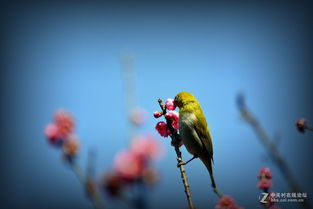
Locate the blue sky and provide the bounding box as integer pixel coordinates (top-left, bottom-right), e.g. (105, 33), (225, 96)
(2, 1), (313, 209)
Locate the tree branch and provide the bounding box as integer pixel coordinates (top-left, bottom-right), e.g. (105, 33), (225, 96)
(158, 98), (195, 209)
(236, 94), (312, 209)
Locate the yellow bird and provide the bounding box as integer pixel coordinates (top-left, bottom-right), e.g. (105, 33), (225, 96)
(174, 92), (220, 194)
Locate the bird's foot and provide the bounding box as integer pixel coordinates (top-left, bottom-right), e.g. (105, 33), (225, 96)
(177, 159), (186, 167)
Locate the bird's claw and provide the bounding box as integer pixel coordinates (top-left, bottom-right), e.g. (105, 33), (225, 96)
(177, 160), (186, 167)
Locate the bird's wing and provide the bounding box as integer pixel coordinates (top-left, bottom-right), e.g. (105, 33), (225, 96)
(193, 108), (214, 162)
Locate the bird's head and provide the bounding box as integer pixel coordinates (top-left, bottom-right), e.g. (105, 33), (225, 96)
(174, 92), (197, 108)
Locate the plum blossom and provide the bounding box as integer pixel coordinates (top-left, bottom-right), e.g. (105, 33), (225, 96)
(155, 121), (171, 137)
(258, 167), (272, 179)
(257, 178), (273, 190)
(54, 110), (75, 137)
(153, 111), (163, 118)
(164, 111), (179, 130)
(215, 195), (244, 209)
(114, 150), (145, 181)
(44, 123), (61, 144)
(165, 98), (176, 110)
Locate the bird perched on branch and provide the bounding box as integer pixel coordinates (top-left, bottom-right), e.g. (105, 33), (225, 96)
(174, 92), (221, 196)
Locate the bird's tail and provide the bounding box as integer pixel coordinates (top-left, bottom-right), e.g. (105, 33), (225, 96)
(199, 154), (223, 197)
(199, 154), (216, 188)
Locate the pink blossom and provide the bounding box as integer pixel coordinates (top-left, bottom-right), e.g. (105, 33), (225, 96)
(257, 178), (273, 190)
(44, 123), (60, 143)
(130, 135), (163, 160)
(215, 195), (236, 209)
(129, 107), (147, 126)
(164, 111), (179, 130)
(258, 167), (272, 179)
(153, 111), (163, 118)
(155, 121), (171, 137)
(114, 150), (144, 181)
(165, 98), (176, 110)
(215, 195), (244, 209)
(54, 110), (75, 137)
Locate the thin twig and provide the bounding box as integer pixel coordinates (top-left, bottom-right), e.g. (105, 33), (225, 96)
(70, 161), (106, 209)
(158, 98), (195, 209)
(236, 94), (312, 209)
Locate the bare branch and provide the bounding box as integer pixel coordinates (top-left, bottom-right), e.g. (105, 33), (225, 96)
(158, 98), (195, 209)
(236, 94), (311, 209)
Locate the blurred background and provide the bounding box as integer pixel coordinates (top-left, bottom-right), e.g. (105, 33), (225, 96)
(1, 1), (313, 209)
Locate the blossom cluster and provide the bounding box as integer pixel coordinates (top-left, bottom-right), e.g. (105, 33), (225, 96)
(257, 167), (281, 209)
(257, 167), (273, 191)
(215, 195), (244, 209)
(44, 110), (79, 159)
(154, 98), (181, 146)
(103, 134), (161, 197)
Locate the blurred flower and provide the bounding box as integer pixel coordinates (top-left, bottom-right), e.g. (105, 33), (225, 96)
(63, 135), (80, 157)
(257, 178), (273, 190)
(215, 195), (244, 209)
(130, 107), (147, 126)
(54, 110), (75, 137)
(295, 118), (307, 133)
(130, 135), (163, 160)
(114, 150), (144, 181)
(258, 167), (272, 179)
(44, 123), (61, 144)
(155, 121), (171, 137)
(164, 111), (179, 130)
(215, 195), (236, 209)
(153, 111), (163, 118)
(165, 98), (176, 110)
(142, 167), (159, 185)
(103, 173), (124, 197)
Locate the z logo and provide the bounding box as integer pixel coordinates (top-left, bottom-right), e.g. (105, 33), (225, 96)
(260, 192), (269, 203)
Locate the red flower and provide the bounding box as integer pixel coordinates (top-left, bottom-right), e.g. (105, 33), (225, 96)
(215, 195), (235, 209)
(155, 121), (171, 137)
(258, 167), (272, 179)
(44, 123), (61, 144)
(165, 98), (176, 110)
(257, 178), (273, 190)
(295, 118), (307, 133)
(114, 150), (145, 181)
(164, 111), (179, 130)
(215, 195), (244, 209)
(153, 111), (163, 118)
(54, 110), (75, 137)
